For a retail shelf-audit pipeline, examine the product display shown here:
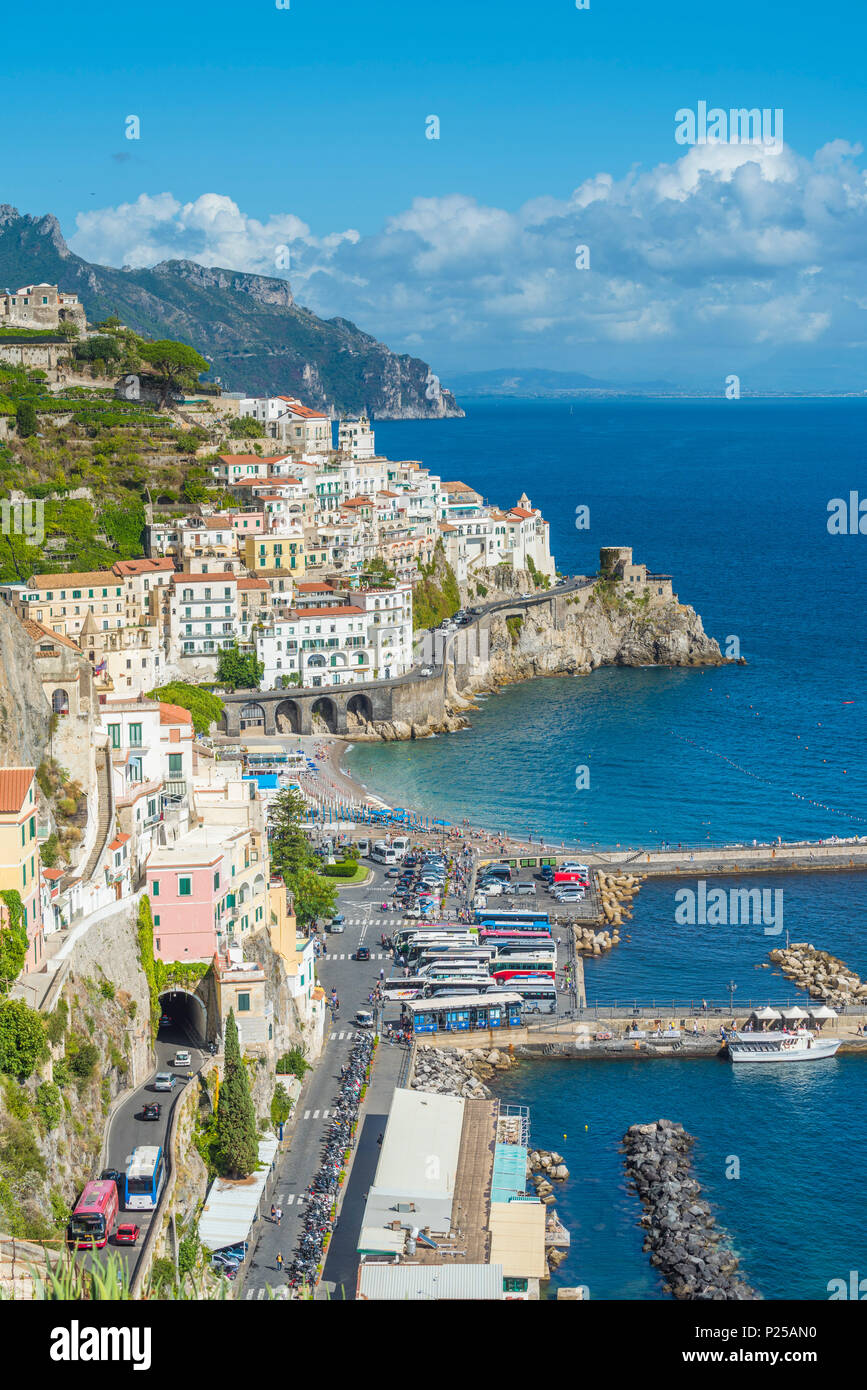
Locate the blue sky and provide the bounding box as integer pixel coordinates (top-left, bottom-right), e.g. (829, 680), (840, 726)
(3, 0), (867, 386)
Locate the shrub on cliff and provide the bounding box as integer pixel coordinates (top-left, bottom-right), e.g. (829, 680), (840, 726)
(216, 1010), (259, 1179)
(0, 999), (46, 1080)
(136, 896), (161, 1040)
(0, 890), (29, 990)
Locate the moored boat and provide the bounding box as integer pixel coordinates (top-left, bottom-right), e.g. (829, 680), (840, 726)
(726, 1028), (841, 1063)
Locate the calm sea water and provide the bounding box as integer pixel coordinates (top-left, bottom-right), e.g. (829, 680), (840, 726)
(351, 400), (867, 1299)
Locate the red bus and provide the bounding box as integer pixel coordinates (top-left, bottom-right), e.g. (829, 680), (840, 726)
(68, 1179), (119, 1249)
(553, 871), (588, 885)
(491, 968), (556, 985)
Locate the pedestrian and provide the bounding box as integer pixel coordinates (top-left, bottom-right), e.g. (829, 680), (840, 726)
(379, 967), (385, 981)
(377, 1133), (383, 1146)
(276, 1252), (284, 1273)
(271, 1204), (277, 1222)
(276, 1207), (282, 1226)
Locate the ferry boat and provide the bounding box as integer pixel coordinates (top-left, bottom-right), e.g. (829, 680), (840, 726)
(726, 1029), (841, 1064)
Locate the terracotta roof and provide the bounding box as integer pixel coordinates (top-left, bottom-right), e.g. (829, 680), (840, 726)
(108, 833), (131, 851)
(342, 496), (373, 508)
(437, 523), (458, 533)
(442, 481), (479, 495)
(28, 570), (117, 589)
(377, 490), (400, 499)
(296, 581), (336, 592)
(232, 475), (303, 488)
(42, 867), (64, 882)
(158, 702), (193, 726)
(275, 397), (329, 419)
(171, 573), (238, 586)
(21, 618), (82, 651)
(237, 576), (270, 591)
(509, 507), (536, 520)
(112, 559), (175, 576)
(0, 768), (35, 814)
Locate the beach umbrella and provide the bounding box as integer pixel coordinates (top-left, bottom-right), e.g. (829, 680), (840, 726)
(752, 1006), (782, 1020)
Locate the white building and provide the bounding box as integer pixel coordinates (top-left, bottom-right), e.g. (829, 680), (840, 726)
(338, 415), (376, 460)
(169, 573), (240, 679)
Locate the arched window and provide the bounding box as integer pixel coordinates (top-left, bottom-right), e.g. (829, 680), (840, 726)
(52, 689), (69, 715)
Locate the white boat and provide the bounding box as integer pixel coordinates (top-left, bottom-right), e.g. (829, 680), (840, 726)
(726, 1028), (841, 1063)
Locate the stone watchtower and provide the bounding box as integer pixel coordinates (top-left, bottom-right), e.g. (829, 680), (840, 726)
(599, 546), (633, 579)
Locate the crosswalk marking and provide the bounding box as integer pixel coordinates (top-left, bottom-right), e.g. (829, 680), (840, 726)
(303, 1109), (311, 1119)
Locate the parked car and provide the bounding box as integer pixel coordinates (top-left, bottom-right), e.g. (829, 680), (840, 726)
(153, 1072), (176, 1092)
(115, 1223), (140, 1245)
(515, 882), (537, 896)
(420, 666), (434, 677)
(355, 1009), (374, 1028)
(101, 1168), (124, 1195)
(140, 1102), (162, 1121)
(173, 1050), (191, 1068)
(356, 946), (370, 962)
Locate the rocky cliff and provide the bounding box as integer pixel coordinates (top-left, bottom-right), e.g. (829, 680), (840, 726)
(0, 205), (463, 419)
(0, 603), (49, 769)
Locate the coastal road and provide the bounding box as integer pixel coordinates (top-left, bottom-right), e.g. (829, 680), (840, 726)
(96, 1015), (208, 1281)
(241, 862), (411, 1299)
(241, 857), (467, 1299)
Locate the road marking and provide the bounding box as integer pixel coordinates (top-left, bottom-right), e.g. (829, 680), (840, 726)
(312, 1109), (320, 1119)
(303, 1109), (311, 1119)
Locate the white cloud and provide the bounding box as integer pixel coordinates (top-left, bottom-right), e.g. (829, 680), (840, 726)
(68, 139), (867, 386)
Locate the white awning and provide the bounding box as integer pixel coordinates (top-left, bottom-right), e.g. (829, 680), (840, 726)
(808, 1005), (838, 1018)
(780, 1006), (809, 1018)
(751, 1006), (782, 1019)
(199, 1137), (279, 1252)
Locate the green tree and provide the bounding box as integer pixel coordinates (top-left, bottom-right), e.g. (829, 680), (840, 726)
(268, 788), (314, 881)
(15, 400), (37, 437)
(141, 340), (211, 406)
(0, 999), (46, 1080)
(270, 1082), (293, 1128)
(290, 865), (338, 930)
(217, 644), (264, 691)
(146, 682), (224, 735)
(216, 1010), (259, 1178)
(228, 415), (266, 439)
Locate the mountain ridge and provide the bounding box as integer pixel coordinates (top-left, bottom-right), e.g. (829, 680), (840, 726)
(0, 206), (463, 419)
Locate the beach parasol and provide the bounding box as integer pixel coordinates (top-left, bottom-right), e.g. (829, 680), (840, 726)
(751, 1006), (782, 1019)
(780, 1006), (809, 1019)
(808, 1005), (838, 1018)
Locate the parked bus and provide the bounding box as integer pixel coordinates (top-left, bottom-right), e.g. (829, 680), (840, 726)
(393, 924), (476, 951)
(416, 948), (495, 969)
(124, 1145), (166, 1211)
(381, 978), (427, 1000)
(509, 980), (558, 1014)
(68, 1179), (119, 1249)
(481, 935), (555, 956)
(491, 967), (556, 986)
(491, 952), (556, 974)
(423, 977), (497, 998)
(476, 910), (550, 929)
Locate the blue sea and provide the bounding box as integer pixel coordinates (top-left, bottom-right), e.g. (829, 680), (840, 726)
(349, 399), (867, 1299)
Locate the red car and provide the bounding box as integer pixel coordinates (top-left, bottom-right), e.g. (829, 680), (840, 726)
(115, 1223), (140, 1245)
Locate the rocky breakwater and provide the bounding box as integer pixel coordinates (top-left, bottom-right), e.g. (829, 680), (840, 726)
(411, 1044), (518, 1098)
(528, 1149), (571, 1270)
(769, 943), (867, 1007)
(623, 1119), (758, 1300)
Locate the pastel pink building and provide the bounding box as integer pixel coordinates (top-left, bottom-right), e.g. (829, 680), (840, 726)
(147, 829), (229, 962)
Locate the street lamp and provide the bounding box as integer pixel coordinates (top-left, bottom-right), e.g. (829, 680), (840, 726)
(727, 980), (737, 1013)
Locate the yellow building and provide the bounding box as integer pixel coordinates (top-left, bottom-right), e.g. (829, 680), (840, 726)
(244, 533), (306, 578)
(0, 768), (43, 970)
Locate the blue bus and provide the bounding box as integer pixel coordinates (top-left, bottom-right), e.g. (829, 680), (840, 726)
(403, 992), (523, 1035)
(476, 910), (550, 930)
(124, 1145), (166, 1211)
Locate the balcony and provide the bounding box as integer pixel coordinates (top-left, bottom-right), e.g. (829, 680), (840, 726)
(115, 777), (163, 808)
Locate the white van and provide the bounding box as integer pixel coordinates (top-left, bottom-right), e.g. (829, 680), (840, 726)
(391, 836), (409, 859)
(371, 841), (398, 865)
(356, 838), (370, 857)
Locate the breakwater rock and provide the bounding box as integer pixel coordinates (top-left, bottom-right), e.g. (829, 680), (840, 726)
(769, 942), (867, 1007)
(623, 1119), (758, 1300)
(597, 871), (643, 927)
(411, 1045), (516, 1098)
(572, 923), (619, 955)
